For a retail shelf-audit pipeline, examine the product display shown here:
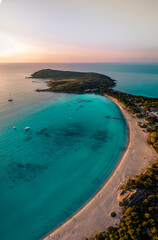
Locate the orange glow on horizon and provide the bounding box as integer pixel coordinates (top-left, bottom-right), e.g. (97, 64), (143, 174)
(0, 46), (158, 63)
(0, 0), (158, 64)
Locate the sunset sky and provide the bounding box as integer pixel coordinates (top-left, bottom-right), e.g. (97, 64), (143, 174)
(0, 0), (158, 63)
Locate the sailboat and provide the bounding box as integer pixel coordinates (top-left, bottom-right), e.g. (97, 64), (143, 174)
(8, 94), (13, 102)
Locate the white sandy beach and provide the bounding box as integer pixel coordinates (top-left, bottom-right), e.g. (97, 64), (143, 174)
(44, 95), (157, 240)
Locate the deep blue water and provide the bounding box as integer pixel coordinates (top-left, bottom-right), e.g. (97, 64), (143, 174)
(0, 63), (157, 240)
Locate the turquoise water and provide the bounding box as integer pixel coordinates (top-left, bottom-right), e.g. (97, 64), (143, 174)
(0, 93), (127, 240)
(0, 62), (156, 240)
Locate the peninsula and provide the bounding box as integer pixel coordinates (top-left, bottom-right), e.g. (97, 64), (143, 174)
(31, 69), (116, 93)
(31, 69), (158, 240)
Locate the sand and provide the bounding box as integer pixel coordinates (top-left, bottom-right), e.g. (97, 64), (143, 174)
(43, 95), (157, 240)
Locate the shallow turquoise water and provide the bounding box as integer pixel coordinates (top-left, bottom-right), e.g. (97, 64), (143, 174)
(2, 62), (157, 240)
(0, 90), (128, 240)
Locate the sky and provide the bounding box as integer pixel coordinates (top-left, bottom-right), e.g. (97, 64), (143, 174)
(0, 0), (158, 63)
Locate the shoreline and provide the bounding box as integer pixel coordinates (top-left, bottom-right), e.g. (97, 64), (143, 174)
(43, 95), (157, 240)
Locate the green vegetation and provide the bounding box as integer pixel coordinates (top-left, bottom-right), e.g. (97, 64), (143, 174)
(87, 159), (158, 240)
(145, 116), (158, 125)
(147, 124), (158, 151)
(103, 89), (158, 115)
(31, 69), (116, 93)
(103, 89), (158, 152)
(135, 113), (143, 118)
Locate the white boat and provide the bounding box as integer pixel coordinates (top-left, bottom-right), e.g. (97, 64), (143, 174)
(13, 126), (16, 129)
(24, 126), (30, 130)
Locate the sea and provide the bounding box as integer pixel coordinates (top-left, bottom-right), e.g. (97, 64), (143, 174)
(0, 63), (157, 240)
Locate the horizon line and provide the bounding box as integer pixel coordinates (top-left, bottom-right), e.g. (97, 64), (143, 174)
(0, 61), (158, 64)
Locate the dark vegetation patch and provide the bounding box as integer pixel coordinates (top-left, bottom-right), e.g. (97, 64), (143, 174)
(103, 89), (158, 153)
(7, 162), (47, 182)
(31, 69), (116, 93)
(36, 128), (52, 138)
(89, 130), (108, 151)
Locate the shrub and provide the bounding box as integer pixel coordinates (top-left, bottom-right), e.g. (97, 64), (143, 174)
(90, 159), (158, 240)
(93, 232), (106, 240)
(110, 211), (116, 217)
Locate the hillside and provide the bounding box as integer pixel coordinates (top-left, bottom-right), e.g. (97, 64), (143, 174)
(31, 69), (116, 93)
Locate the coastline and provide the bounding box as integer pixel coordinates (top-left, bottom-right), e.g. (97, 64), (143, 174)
(43, 95), (157, 240)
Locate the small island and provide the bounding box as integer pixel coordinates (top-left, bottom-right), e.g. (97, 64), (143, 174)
(31, 69), (116, 93)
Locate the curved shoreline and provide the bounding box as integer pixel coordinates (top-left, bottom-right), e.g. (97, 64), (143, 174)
(43, 95), (157, 240)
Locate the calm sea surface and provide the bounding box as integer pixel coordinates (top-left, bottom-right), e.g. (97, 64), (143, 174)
(0, 63), (157, 240)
